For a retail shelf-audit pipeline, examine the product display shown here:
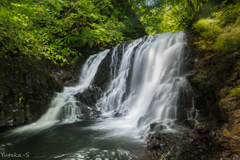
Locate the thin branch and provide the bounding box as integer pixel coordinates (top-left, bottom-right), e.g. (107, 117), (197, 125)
(65, 1), (81, 14)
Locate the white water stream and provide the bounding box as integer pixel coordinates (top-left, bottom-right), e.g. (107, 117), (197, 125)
(97, 31), (192, 130)
(10, 50), (109, 135)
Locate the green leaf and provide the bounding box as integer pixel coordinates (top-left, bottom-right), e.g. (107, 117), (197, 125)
(88, 40), (94, 48)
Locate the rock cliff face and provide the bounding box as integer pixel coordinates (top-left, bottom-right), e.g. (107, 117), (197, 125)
(91, 40), (134, 90)
(0, 57), (62, 126)
(185, 29), (240, 158)
(76, 40), (135, 119)
(74, 86), (103, 120)
(146, 30), (240, 159)
(0, 45), (104, 127)
(186, 29), (240, 135)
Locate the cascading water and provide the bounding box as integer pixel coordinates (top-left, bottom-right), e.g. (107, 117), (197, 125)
(9, 50), (109, 134)
(1, 31), (197, 160)
(10, 31), (194, 135)
(96, 31), (194, 130)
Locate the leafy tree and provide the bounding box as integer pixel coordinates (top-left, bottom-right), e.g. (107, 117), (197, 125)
(0, 0), (145, 65)
(132, 0), (224, 34)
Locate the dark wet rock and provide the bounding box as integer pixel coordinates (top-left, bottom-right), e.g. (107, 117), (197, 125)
(194, 122), (212, 134)
(147, 131), (185, 160)
(146, 127), (240, 160)
(112, 110), (122, 118)
(74, 86), (103, 108)
(177, 86), (194, 122)
(182, 119), (197, 129)
(74, 86), (103, 119)
(219, 95), (240, 136)
(0, 56), (62, 127)
(149, 122), (167, 132)
(76, 102), (101, 120)
(150, 122), (158, 131)
(111, 109), (129, 118)
(157, 125), (167, 131)
(170, 124), (183, 131)
(91, 41), (134, 90)
(91, 49), (117, 90)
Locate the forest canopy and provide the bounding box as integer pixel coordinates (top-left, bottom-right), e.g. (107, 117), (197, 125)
(0, 0), (145, 65)
(0, 0), (239, 65)
(132, 0), (238, 34)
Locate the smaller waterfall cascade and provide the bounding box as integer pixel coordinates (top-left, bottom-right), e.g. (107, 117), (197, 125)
(97, 31), (194, 129)
(10, 50), (109, 134)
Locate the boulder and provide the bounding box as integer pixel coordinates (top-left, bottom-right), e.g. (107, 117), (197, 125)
(74, 86), (103, 108)
(149, 122), (167, 132)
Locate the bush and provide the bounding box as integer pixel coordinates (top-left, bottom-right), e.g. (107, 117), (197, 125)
(192, 2), (240, 54)
(193, 19), (221, 40)
(213, 26), (240, 53)
(215, 2), (240, 26)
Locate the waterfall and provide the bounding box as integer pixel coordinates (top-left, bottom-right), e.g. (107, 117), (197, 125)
(10, 50), (109, 135)
(96, 31), (193, 129)
(10, 31), (194, 135)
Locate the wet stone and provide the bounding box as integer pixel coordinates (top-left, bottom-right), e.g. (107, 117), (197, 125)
(182, 119), (197, 129)
(137, 115), (148, 128)
(112, 110), (122, 118)
(150, 122), (167, 132)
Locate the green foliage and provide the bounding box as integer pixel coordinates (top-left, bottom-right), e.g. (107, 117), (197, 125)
(111, 0), (146, 39)
(214, 1), (240, 26)
(237, 61), (240, 71)
(131, 0), (166, 34)
(193, 1), (240, 54)
(213, 28), (240, 53)
(230, 87), (240, 96)
(193, 19), (221, 40)
(132, 0), (226, 34)
(0, 0), (144, 65)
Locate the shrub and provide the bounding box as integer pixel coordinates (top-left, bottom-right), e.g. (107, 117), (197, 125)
(214, 25), (240, 53)
(193, 2), (240, 54)
(193, 19), (221, 40)
(216, 2), (240, 26)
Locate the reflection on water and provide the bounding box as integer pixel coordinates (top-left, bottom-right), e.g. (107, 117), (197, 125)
(0, 120), (151, 160)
